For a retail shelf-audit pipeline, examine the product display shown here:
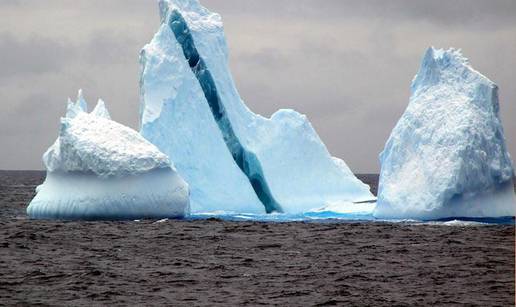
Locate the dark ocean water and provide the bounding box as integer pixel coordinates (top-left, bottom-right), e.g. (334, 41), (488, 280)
(0, 171), (514, 306)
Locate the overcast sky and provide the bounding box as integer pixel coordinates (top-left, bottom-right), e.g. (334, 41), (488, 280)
(1, 0), (515, 173)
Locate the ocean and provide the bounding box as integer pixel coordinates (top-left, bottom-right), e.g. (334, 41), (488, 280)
(0, 171), (514, 305)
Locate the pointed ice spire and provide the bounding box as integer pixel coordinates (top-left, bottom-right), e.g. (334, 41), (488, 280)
(411, 47), (440, 93)
(66, 97), (84, 119)
(411, 47), (494, 98)
(158, 0), (169, 23)
(76, 89), (88, 112)
(91, 98), (111, 119)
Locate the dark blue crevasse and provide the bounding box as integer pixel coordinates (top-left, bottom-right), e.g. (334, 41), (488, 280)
(168, 10), (282, 213)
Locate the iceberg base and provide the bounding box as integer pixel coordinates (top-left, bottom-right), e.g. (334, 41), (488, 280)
(27, 168), (189, 220)
(374, 180), (516, 220)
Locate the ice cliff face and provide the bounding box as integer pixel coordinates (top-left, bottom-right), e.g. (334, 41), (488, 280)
(140, 0), (373, 214)
(139, 9), (264, 214)
(28, 91), (189, 220)
(375, 47), (516, 220)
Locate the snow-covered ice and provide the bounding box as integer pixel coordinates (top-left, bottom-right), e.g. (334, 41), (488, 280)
(140, 0), (373, 214)
(375, 47), (516, 220)
(27, 91), (190, 220)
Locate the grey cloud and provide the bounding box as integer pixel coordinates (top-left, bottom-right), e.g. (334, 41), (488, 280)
(370, 0), (516, 28)
(0, 31), (141, 73)
(0, 89), (64, 171)
(204, 0), (516, 29)
(0, 0), (20, 7)
(84, 31), (139, 65)
(235, 48), (286, 70)
(231, 33), (399, 116)
(0, 0), (515, 173)
(0, 33), (75, 79)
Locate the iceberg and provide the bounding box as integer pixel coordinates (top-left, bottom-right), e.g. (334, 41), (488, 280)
(27, 90), (190, 220)
(139, 15), (264, 214)
(140, 0), (373, 214)
(375, 47), (516, 220)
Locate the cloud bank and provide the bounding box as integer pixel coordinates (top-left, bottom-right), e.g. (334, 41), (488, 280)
(1, 0), (515, 172)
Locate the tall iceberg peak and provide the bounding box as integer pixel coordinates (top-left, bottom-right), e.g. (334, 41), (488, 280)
(29, 91), (189, 220)
(139, 4), (264, 214)
(140, 0), (374, 214)
(375, 47), (515, 220)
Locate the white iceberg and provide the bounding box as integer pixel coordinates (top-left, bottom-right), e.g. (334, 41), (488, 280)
(139, 0), (373, 214)
(27, 90), (190, 220)
(375, 47), (516, 220)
